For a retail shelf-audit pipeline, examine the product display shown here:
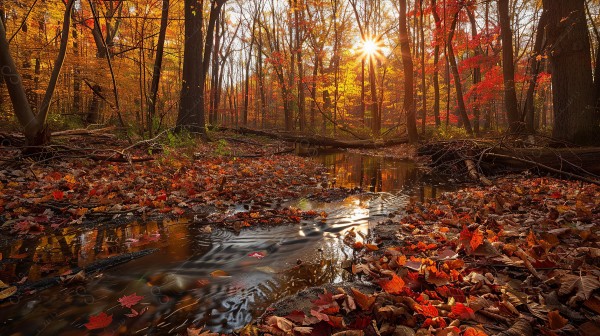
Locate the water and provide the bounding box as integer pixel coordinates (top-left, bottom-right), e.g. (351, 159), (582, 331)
(0, 152), (450, 335)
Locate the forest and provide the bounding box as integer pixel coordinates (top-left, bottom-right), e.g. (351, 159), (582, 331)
(0, 0), (600, 335)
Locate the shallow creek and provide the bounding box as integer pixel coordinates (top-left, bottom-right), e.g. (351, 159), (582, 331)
(0, 152), (450, 335)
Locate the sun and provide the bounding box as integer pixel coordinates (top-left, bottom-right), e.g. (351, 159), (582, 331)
(359, 38), (383, 60)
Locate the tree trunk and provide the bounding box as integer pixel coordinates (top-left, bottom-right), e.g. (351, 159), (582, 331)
(447, 10), (474, 136)
(543, 0), (599, 145)
(147, 0), (169, 138)
(431, 0), (441, 127)
(399, 0), (418, 143)
(467, 8), (481, 135)
(522, 11), (547, 134)
(177, 0), (226, 134)
(498, 0), (521, 133)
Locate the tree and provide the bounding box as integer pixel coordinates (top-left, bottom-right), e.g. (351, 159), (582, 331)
(543, 0), (600, 145)
(447, 6), (473, 136)
(498, 0), (520, 133)
(0, 0), (75, 146)
(399, 0), (418, 143)
(177, 0), (227, 135)
(147, 0), (170, 138)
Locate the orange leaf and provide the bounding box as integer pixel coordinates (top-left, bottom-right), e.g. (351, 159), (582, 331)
(365, 244), (379, 251)
(351, 288), (375, 311)
(470, 229), (484, 251)
(526, 230), (537, 247)
(548, 310), (568, 330)
(210, 270), (228, 277)
(379, 274), (405, 294)
(464, 327), (488, 336)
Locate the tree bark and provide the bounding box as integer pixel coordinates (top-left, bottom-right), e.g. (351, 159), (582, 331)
(399, 0), (418, 143)
(431, 0), (441, 127)
(543, 0), (599, 145)
(498, 0), (521, 133)
(147, 0), (169, 138)
(447, 10), (474, 136)
(177, 0), (227, 135)
(522, 11), (547, 134)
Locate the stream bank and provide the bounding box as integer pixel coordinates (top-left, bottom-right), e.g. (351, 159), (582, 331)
(0, 149), (451, 335)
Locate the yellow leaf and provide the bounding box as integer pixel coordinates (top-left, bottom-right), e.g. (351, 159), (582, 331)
(0, 286), (17, 299)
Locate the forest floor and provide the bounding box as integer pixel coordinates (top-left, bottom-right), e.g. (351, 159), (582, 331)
(251, 176), (600, 336)
(1, 133), (599, 335)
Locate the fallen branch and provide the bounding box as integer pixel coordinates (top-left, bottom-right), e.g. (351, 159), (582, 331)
(223, 127), (409, 149)
(1, 249), (158, 303)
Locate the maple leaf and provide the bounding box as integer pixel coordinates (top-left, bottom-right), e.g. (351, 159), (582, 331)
(351, 288), (375, 311)
(379, 273), (405, 294)
(118, 293), (143, 308)
(84, 312), (112, 330)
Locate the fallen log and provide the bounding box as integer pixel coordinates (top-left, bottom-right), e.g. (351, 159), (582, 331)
(222, 127), (409, 149)
(419, 140), (600, 185)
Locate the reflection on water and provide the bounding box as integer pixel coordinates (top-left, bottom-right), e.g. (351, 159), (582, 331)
(317, 152), (450, 199)
(0, 153), (451, 335)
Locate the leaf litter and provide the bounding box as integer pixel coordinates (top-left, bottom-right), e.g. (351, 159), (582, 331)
(257, 176), (600, 336)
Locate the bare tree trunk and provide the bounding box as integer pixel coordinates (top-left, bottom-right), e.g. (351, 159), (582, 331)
(400, 0), (418, 143)
(147, 0), (169, 138)
(522, 11), (547, 134)
(419, 0), (426, 133)
(467, 8), (481, 136)
(498, 0), (521, 133)
(431, 0), (441, 127)
(447, 10), (473, 136)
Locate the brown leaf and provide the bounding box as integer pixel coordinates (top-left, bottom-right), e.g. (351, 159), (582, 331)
(548, 310), (569, 330)
(558, 274), (600, 302)
(495, 319), (532, 336)
(266, 316), (294, 333)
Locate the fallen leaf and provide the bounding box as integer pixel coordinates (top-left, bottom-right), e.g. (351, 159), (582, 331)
(84, 312), (112, 330)
(548, 310), (568, 330)
(210, 270), (229, 277)
(351, 288), (375, 310)
(248, 251), (266, 259)
(266, 316), (294, 332)
(118, 293), (144, 308)
(379, 273), (405, 294)
(0, 286), (17, 300)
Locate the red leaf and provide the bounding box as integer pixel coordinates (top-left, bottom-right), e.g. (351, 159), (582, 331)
(118, 293), (143, 308)
(379, 274), (405, 294)
(248, 252), (266, 259)
(52, 190), (64, 200)
(419, 303), (439, 317)
(84, 312), (112, 330)
(451, 303), (474, 319)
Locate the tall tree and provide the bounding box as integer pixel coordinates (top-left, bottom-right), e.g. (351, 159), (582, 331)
(543, 0), (600, 145)
(177, 0), (227, 135)
(447, 7), (473, 136)
(399, 0), (418, 143)
(147, 0), (170, 137)
(498, 0), (520, 133)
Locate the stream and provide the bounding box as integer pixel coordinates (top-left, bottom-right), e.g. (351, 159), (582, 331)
(0, 152), (450, 335)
